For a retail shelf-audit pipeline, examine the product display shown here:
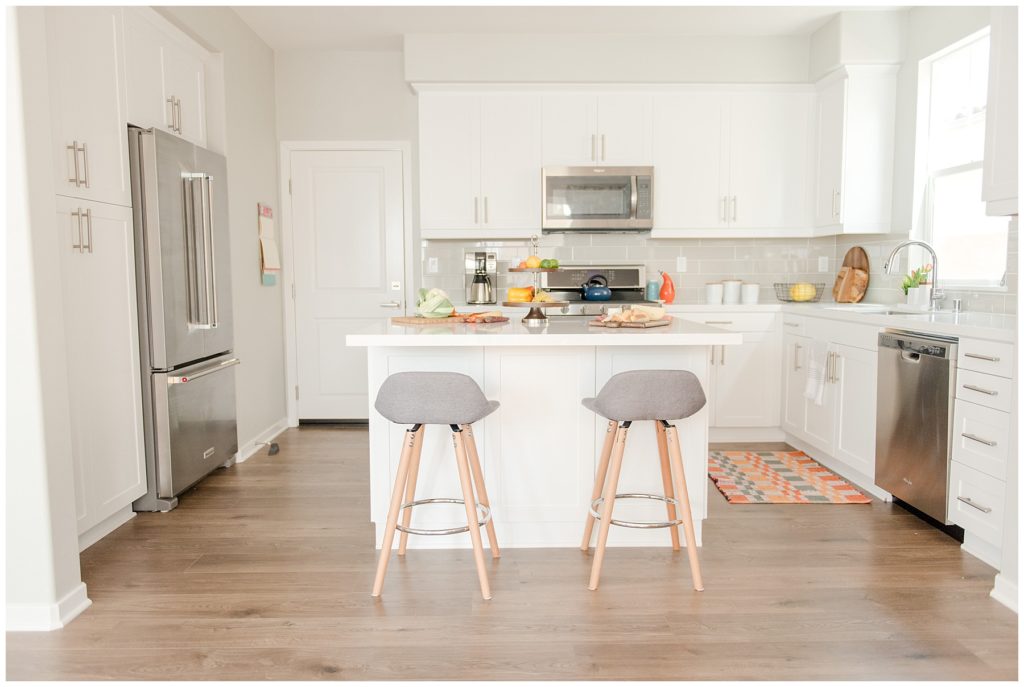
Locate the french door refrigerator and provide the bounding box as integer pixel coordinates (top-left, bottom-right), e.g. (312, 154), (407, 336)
(129, 126), (239, 512)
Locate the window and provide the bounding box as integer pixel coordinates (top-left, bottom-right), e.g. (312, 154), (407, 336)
(918, 30), (1009, 289)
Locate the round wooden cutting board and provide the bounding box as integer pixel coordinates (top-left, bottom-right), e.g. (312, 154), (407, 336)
(832, 247), (870, 303)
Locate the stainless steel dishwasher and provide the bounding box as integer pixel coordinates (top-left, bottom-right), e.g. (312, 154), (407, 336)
(875, 330), (958, 523)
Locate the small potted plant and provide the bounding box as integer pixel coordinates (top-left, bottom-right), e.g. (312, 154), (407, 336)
(901, 264), (933, 309)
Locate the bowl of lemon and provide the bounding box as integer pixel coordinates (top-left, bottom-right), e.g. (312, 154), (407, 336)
(773, 282), (825, 303)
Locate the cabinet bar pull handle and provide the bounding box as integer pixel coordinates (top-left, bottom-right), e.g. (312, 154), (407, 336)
(704, 320), (733, 325)
(731, 196), (737, 221)
(835, 190), (841, 218)
(794, 343), (802, 371)
(176, 97), (183, 134)
(167, 96), (177, 132)
(474, 197), (479, 224)
(591, 134), (597, 162)
(965, 352), (1000, 362)
(962, 433), (997, 447)
(963, 384), (998, 396)
(66, 141), (80, 185)
(600, 134), (606, 161)
(483, 196), (489, 224)
(379, 301), (401, 308)
(720, 344), (726, 366)
(83, 209), (93, 253)
(710, 346), (715, 366)
(80, 142), (89, 188)
(957, 496), (992, 514)
(784, 322), (799, 328)
(71, 209), (83, 252)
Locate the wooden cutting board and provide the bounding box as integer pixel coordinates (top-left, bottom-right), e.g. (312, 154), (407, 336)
(832, 247), (870, 303)
(588, 318), (671, 329)
(391, 315), (468, 326)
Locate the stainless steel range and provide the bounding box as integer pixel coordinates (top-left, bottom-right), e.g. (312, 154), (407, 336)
(542, 264), (658, 316)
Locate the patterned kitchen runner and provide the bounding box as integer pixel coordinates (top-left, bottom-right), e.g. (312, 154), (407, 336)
(708, 450), (871, 504)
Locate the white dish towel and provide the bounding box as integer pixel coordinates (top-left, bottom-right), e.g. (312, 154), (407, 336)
(803, 341), (828, 406)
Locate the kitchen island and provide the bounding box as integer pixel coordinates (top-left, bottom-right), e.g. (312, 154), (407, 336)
(347, 318), (741, 549)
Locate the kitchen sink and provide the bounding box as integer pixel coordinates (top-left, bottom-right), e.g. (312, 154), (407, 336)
(823, 305), (958, 318)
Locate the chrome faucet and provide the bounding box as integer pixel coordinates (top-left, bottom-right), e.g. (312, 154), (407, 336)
(883, 240), (944, 311)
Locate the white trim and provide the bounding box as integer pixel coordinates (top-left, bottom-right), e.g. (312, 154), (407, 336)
(278, 141), (415, 427)
(78, 506), (135, 552)
(234, 416), (289, 464)
(962, 531), (1002, 569)
(710, 426), (786, 443)
(991, 573), (1018, 613)
(6, 582), (91, 632)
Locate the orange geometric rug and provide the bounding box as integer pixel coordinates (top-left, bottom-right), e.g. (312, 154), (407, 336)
(708, 450), (871, 504)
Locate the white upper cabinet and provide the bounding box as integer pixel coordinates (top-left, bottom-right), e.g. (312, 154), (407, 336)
(651, 89), (813, 235)
(480, 94), (543, 230)
(728, 91), (813, 230)
(653, 92), (728, 229)
(982, 7), (1018, 216)
(124, 8), (207, 147)
(813, 66), (898, 233)
(419, 92), (542, 237)
(46, 7), (132, 207)
(541, 93), (651, 166)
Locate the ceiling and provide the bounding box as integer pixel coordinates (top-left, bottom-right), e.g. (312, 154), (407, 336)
(233, 6), (886, 52)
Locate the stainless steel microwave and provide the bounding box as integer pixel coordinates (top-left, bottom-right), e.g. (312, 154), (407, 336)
(542, 166), (653, 232)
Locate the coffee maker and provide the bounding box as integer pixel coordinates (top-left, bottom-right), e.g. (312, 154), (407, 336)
(464, 251), (497, 304)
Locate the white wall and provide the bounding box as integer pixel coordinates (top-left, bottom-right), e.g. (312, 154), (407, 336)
(6, 7), (90, 631)
(160, 7), (288, 451)
(404, 33), (811, 83)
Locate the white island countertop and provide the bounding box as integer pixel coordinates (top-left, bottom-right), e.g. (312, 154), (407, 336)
(347, 317), (743, 347)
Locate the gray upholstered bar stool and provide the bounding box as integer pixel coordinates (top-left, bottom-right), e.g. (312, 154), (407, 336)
(371, 371), (500, 600)
(580, 370), (706, 592)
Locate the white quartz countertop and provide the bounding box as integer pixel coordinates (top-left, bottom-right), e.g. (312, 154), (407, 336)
(346, 317), (743, 347)
(780, 303), (1017, 343)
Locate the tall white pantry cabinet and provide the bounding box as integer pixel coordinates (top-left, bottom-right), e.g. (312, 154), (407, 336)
(44, 6), (211, 548)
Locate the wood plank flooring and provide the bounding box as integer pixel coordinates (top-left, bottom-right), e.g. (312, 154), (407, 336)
(7, 427), (1018, 680)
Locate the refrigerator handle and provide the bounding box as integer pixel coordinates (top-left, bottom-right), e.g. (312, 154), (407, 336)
(203, 175), (218, 328)
(182, 175), (202, 325)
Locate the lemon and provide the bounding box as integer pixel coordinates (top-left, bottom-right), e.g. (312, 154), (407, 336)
(789, 283), (816, 302)
(525, 255), (542, 268)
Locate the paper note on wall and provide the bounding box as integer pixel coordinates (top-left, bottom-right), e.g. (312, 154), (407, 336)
(258, 203), (280, 285)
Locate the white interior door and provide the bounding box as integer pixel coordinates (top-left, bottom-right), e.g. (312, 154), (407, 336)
(291, 149), (406, 420)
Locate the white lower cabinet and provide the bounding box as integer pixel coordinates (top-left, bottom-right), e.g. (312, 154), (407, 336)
(674, 312), (780, 429)
(949, 461), (1006, 549)
(781, 316), (879, 482)
(57, 198), (146, 541)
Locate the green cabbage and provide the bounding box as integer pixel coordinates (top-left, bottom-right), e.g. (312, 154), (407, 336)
(416, 287), (455, 318)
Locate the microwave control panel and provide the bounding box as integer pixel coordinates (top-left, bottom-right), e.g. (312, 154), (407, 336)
(636, 176), (652, 219)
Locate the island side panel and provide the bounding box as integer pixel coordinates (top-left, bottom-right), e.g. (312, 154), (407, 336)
(481, 346), (598, 547)
(595, 345), (710, 547)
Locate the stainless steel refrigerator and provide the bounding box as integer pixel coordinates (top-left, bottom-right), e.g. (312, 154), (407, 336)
(129, 126), (239, 512)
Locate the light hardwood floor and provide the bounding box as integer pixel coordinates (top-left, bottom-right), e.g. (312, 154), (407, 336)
(7, 427), (1018, 680)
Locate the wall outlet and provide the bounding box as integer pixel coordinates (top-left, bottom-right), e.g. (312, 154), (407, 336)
(676, 256), (688, 272)
(427, 257), (439, 274)
(818, 256), (829, 272)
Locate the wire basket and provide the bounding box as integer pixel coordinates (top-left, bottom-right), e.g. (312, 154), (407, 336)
(773, 282), (826, 303)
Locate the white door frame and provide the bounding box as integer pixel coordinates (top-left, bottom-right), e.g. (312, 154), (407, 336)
(279, 140), (414, 427)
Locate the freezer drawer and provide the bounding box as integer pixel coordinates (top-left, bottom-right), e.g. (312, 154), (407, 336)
(152, 355), (239, 498)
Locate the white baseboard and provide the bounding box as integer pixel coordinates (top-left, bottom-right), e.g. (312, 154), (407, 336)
(784, 434), (892, 501)
(991, 573), (1018, 613)
(234, 416), (288, 464)
(962, 532), (1002, 569)
(710, 426), (786, 443)
(78, 506), (135, 552)
(6, 582), (91, 631)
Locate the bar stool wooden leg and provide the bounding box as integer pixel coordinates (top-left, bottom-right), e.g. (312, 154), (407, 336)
(462, 424), (500, 559)
(588, 423), (629, 591)
(371, 425), (418, 597)
(397, 425), (425, 556)
(582, 420), (618, 552)
(655, 421), (681, 551)
(664, 423), (704, 592)
(452, 427), (492, 600)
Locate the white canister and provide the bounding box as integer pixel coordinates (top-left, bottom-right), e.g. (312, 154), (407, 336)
(741, 283), (760, 305)
(722, 280), (742, 305)
(705, 282), (724, 305)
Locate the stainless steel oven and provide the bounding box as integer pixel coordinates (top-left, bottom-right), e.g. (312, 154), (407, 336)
(542, 166), (653, 232)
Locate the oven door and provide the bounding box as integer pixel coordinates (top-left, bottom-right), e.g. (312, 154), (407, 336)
(542, 166), (653, 231)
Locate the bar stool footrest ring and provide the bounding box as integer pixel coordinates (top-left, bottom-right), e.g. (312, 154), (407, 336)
(395, 497), (491, 536)
(590, 493), (682, 529)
